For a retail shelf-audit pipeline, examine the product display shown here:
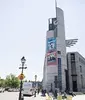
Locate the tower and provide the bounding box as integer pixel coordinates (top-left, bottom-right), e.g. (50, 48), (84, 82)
(43, 7), (67, 92)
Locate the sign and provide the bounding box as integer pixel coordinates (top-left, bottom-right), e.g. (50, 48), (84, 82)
(49, 18), (58, 30)
(53, 19), (58, 26)
(47, 37), (56, 53)
(18, 73), (25, 80)
(47, 52), (57, 65)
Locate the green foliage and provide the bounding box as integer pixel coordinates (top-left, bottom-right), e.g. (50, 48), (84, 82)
(0, 74), (28, 88)
(0, 78), (5, 87)
(5, 74), (20, 88)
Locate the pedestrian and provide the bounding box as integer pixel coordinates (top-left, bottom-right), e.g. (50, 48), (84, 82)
(43, 90), (46, 96)
(38, 88), (40, 94)
(34, 90), (36, 97)
(55, 90), (57, 98)
(42, 89), (43, 95)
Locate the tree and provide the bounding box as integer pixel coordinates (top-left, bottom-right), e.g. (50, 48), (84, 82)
(0, 78), (5, 87)
(5, 74), (20, 88)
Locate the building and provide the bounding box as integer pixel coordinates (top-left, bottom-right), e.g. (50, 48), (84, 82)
(67, 52), (85, 92)
(43, 7), (67, 93)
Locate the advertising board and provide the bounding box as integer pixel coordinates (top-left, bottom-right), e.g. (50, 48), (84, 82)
(47, 37), (56, 53)
(47, 52), (57, 65)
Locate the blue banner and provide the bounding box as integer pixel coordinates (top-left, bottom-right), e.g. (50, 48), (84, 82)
(47, 37), (56, 53)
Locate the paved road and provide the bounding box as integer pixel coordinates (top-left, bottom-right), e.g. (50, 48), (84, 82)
(0, 92), (46, 100)
(1, 91), (85, 100)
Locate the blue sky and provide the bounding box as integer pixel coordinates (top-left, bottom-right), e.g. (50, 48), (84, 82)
(0, 0), (85, 81)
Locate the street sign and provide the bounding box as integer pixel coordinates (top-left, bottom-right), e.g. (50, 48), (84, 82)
(18, 73), (25, 80)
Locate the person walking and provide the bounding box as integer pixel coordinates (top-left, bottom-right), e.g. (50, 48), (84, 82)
(34, 90), (36, 97)
(38, 88), (40, 94)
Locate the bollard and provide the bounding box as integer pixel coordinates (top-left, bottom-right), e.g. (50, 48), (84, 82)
(57, 95), (62, 100)
(67, 96), (72, 100)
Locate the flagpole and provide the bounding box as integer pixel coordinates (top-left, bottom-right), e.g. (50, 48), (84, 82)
(54, 0), (58, 35)
(55, 0), (57, 19)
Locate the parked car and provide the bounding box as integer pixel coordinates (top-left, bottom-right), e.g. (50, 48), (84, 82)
(8, 88), (13, 92)
(0, 88), (5, 93)
(13, 88), (19, 92)
(8, 88), (19, 92)
(5, 87), (10, 91)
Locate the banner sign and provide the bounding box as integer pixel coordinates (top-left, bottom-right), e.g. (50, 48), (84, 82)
(47, 37), (56, 53)
(47, 52), (57, 65)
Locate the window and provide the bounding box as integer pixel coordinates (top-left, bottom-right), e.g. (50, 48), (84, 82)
(57, 51), (61, 54)
(79, 58), (85, 65)
(54, 28), (57, 37)
(58, 58), (62, 90)
(71, 53), (75, 61)
(80, 66), (82, 73)
(71, 62), (76, 74)
(81, 75), (83, 88)
(54, 76), (57, 88)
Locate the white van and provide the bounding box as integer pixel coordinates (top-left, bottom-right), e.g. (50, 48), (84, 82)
(23, 82), (35, 96)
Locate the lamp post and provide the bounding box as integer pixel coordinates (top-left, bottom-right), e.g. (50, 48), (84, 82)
(19, 56), (27, 100)
(34, 75), (37, 97)
(35, 75), (37, 87)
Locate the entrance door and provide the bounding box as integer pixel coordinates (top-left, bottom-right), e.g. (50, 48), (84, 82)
(73, 81), (77, 92)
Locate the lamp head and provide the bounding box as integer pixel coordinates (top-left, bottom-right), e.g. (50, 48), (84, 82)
(21, 56), (26, 63)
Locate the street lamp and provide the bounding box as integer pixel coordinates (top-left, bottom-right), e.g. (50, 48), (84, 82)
(19, 56), (27, 100)
(34, 75), (37, 97)
(35, 75), (37, 82)
(35, 75), (37, 88)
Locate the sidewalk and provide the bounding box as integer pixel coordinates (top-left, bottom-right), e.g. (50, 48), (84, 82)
(46, 93), (85, 100)
(29, 93), (46, 100)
